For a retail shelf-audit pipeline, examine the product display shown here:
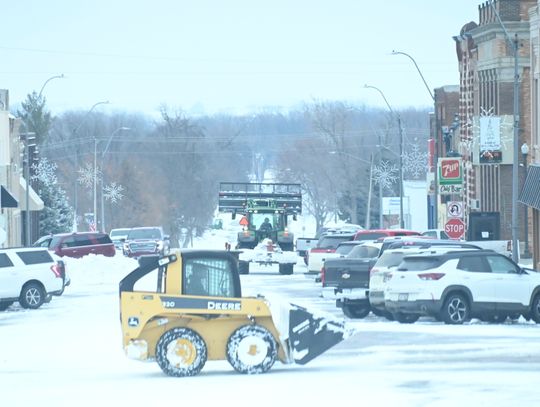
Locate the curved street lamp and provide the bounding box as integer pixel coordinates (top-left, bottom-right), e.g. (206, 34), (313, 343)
(391, 50), (434, 101)
(364, 84), (405, 229)
(38, 74), (65, 98)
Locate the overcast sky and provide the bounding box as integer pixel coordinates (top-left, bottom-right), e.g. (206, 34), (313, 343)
(1, 0), (478, 116)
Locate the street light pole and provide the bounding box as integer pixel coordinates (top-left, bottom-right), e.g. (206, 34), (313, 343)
(100, 127), (130, 231)
(21, 132), (36, 246)
(364, 84), (405, 228)
(72, 100), (109, 232)
(93, 136), (98, 231)
(521, 143), (531, 258)
(391, 50), (435, 229)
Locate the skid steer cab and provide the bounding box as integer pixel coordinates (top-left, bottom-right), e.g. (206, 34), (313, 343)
(119, 249), (351, 377)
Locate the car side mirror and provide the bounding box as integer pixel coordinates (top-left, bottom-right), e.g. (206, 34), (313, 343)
(164, 235), (170, 240)
(120, 238), (126, 243)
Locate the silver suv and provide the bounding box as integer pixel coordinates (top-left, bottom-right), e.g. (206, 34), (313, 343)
(0, 247), (69, 310)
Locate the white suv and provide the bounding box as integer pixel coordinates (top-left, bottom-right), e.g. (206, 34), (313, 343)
(369, 246), (477, 321)
(0, 247), (69, 311)
(384, 250), (540, 324)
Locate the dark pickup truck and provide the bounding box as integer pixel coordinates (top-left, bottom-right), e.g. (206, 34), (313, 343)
(321, 242), (381, 319)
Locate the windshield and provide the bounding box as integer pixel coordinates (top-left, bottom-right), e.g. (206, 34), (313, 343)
(128, 228), (162, 240)
(249, 213), (282, 230)
(375, 252), (408, 268)
(347, 245), (380, 259)
(110, 229), (130, 238)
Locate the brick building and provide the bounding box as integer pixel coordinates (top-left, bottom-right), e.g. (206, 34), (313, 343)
(453, 0), (534, 247)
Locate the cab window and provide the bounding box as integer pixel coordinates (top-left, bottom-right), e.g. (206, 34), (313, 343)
(183, 258), (237, 297)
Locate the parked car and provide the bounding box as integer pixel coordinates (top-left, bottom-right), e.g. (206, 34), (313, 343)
(123, 226), (170, 258)
(33, 232), (116, 258)
(321, 241), (383, 319)
(379, 236), (481, 255)
(369, 245), (479, 321)
(384, 250), (540, 324)
(0, 247), (68, 310)
(353, 229), (421, 242)
(306, 233), (356, 273)
(109, 228), (131, 250)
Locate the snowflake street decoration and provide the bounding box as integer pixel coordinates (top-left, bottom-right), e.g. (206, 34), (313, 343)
(372, 160), (398, 191)
(103, 182), (124, 204)
(77, 163), (101, 188)
(403, 143), (428, 180)
(31, 157), (58, 186)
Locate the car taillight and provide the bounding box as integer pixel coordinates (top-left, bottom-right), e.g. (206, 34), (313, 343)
(418, 273), (445, 280)
(370, 267), (379, 277)
(50, 262), (64, 278)
(283, 228), (289, 237)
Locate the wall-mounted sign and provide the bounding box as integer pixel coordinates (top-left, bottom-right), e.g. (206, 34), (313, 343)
(438, 158), (463, 185)
(439, 184), (463, 195)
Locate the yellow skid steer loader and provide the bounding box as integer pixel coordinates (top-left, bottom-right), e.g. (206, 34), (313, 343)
(119, 249), (352, 377)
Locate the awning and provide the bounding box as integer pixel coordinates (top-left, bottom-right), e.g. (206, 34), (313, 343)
(18, 176), (44, 211)
(519, 164), (540, 210)
(1, 185), (18, 208)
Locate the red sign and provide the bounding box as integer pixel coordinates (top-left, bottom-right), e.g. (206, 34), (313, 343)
(441, 159), (461, 179)
(445, 218), (466, 240)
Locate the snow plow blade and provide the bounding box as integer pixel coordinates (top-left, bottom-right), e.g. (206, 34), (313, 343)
(288, 304), (349, 365)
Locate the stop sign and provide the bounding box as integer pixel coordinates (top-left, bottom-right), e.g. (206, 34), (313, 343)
(445, 218), (466, 239)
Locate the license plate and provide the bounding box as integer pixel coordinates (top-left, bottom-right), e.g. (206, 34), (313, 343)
(398, 293), (409, 301)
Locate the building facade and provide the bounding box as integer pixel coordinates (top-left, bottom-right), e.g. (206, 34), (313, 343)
(454, 0), (535, 249)
(0, 89), (43, 247)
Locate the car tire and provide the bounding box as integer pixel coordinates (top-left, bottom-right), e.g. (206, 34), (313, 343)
(342, 303), (370, 319)
(226, 325), (277, 374)
(0, 300), (14, 311)
(441, 293), (470, 325)
(530, 294), (540, 323)
(155, 328), (207, 377)
(394, 313), (420, 324)
(19, 282), (46, 309)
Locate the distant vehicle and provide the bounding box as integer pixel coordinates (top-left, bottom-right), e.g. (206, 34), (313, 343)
(123, 227), (170, 258)
(307, 233), (356, 273)
(297, 224), (363, 263)
(353, 229), (421, 241)
(33, 232), (116, 259)
(0, 247), (68, 310)
(109, 228), (131, 250)
(218, 182), (301, 275)
(421, 229), (452, 239)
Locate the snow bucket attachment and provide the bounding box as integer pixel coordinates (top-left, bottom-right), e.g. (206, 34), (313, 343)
(287, 303), (350, 365)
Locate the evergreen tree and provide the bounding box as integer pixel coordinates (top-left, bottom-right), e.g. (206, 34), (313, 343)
(32, 158), (74, 234)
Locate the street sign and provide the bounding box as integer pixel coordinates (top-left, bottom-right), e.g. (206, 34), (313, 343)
(447, 201), (463, 218)
(445, 218), (466, 240)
